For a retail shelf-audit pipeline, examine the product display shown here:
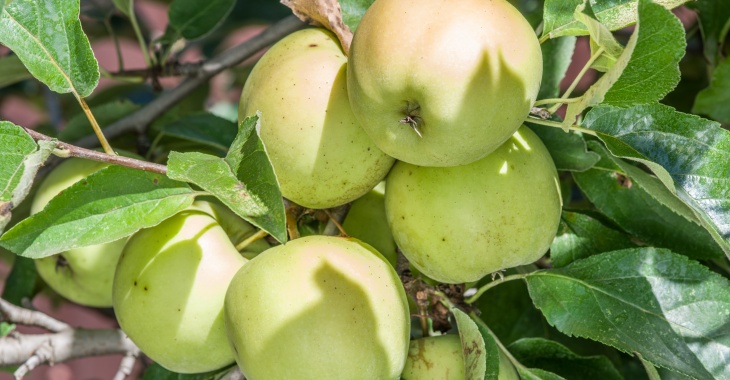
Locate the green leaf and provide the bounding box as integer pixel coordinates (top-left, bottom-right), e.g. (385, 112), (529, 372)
(550, 211), (636, 267)
(470, 315), (502, 380)
(0, 122), (56, 233)
(0, 54), (31, 88)
(573, 2), (624, 72)
(538, 36), (576, 100)
(637, 353), (662, 380)
(542, 0), (688, 40)
(166, 115), (286, 243)
(562, 0), (684, 127)
(167, 0), (235, 40)
(452, 307), (486, 380)
(583, 104), (730, 257)
(508, 338), (623, 380)
(573, 141), (725, 260)
(525, 248), (730, 380)
(0, 322), (15, 337)
(155, 113), (238, 154)
(1, 256), (37, 305)
(60, 100), (140, 142)
(526, 124), (600, 172)
(0, 166), (196, 258)
(0, 0), (99, 97)
(693, 58), (730, 124)
(517, 367), (567, 380)
(686, 0), (730, 66)
(339, 0), (374, 32)
(112, 0), (133, 17)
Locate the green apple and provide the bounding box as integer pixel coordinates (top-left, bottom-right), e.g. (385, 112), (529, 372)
(402, 334), (519, 380)
(31, 158), (124, 307)
(342, 182), (397, 267)
(347, 0), (542, 167)
(113, 207), (249, 373)
(385, 126), (561, 283)
(224, 235), (410, 379)
(239, 28), (395, 209)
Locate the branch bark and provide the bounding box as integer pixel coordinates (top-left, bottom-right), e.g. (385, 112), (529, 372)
(76, 16), (306, 148)
(0, 299), (139, 379)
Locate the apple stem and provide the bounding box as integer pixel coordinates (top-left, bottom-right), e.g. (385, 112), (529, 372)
(400, 103), (424, 138)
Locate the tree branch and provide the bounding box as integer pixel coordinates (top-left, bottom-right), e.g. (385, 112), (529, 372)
(76, 16), (306, 148)
(0, 298), (139, 379)
(22, 127), (167, 175)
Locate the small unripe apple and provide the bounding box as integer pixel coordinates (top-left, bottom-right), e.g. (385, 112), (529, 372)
(342, 182), (397, 267)
(347, 0), (542, 167)
(31, 158), (123, 307)
(224, 235), (410, 380)
(385, 126), (561, 283)
(239, 28), (394, 209)
(402, 334), (519, 380)
(113, 206), (249, 373)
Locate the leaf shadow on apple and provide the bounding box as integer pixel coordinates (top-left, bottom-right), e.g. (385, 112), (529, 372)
(230, 261), (395, 379)
(114, 212), (238, 372)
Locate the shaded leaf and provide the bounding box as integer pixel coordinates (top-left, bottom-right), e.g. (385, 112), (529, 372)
(686, 0), (730, 66)
(550, 211), (637, 267)
(1, 256), (37, 305)
(168, 0), (235, 40)
(527, 124), (599, 172)
(574, 2), (623, 72)
(637, 353), (662, 380)
(526, 248), (730, 380)
(338, 0), (374, 31)
(470, 315), (501, 380)
(167, 115), (286, 243)
(542, 0), (688, 40)
(693, 57), (730, 124)
(0, 0), (99, 96)
(0, 166), (196, 258)
(583, 104), (730, 256)
(538, 36), (576, 100)
(155, 113), (237, 155)
(0, 54), (31, 88)
(60, 100), (140, 142)
(563, 0), (684, 127)
(0, 122), (56, 233)
(508, 338), (623, 380)
(517, 367), (567, 380)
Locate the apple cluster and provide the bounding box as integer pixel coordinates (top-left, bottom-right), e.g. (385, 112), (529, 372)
(29, 0), (562, 378)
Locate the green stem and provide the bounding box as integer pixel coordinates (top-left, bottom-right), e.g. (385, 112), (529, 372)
(104, 17), (124, 72)
(128, 8), (154, 67)
(533, 97), (581, 107)
(525, 117), (598, 136)
(465, 274), (525, 304)
(76, 96), (115, 155)
(235, 229), (268, 252)
(547, 47), (605, 114)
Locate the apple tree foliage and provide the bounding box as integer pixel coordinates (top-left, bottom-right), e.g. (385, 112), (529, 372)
(0, 0), (729, 379)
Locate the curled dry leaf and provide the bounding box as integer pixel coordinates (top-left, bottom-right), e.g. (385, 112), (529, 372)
(281, 0), (353, 55)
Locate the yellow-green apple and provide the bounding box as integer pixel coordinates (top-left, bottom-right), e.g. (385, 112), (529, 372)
(401, 334), (519, 380)
(385, 126), (561, 283)
(224, 235), (410, 380)
(239, 28), (395, 209)
(342, 182), (397, 267)
(31, 158), (124, 307)
(347, 0), (542, 167)
(113, 206), (250, 373)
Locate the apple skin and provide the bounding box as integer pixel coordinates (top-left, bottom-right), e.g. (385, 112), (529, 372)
(224, 235), (410, 380)
(385, 126), (562, 283)
(31, 158), (124, 307)
(239, 28), (394, 209)
(401, 334), (519, 380)
(347, 0), (542, 167)
(342, 182), (397, 267)
(113, 209), (248, 373)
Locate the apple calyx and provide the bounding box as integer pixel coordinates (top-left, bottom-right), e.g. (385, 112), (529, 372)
(400, 102), (424, 138)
